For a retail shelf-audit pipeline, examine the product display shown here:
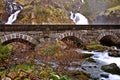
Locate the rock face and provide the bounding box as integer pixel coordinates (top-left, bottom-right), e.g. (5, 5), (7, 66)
(101, 63), (120, 75)
(0, 0), (120, 24)
(95, 6), (120, 24)
(108, 50), (120, 57)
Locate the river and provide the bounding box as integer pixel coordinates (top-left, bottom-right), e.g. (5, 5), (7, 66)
(76, 49), (120, 80)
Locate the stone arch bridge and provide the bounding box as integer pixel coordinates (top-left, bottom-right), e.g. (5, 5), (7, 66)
(0, 25), (120, 49)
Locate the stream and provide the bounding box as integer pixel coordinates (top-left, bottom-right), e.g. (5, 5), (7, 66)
(33, 49), (120, 80)
(76, 49), (120, 80)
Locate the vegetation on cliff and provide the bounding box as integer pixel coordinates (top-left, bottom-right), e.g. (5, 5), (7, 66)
(0, 0), (120, 24)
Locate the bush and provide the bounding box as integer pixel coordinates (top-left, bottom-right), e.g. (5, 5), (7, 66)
(42, 44), (59, 54)
(49, 69), (70, 80)
(0, 39), (12, 60)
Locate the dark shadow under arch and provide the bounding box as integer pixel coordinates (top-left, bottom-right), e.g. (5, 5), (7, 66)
(2, 38), (36, 49)
(99, 35), (118, 47)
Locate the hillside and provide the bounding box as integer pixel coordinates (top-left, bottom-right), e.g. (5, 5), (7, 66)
(0, 0), (120, 24)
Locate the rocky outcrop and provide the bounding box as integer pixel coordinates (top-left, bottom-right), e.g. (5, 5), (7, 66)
(1, 0), (120, 24)
(101, 63), (120, 75)
(95, 5), (120, 24)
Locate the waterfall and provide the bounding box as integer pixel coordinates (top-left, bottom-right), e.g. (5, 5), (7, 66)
(70, 0), (88, 25)
(5, 10), (21, 24)
(70, 11), (89, 25)
(5, 1), (23, 24)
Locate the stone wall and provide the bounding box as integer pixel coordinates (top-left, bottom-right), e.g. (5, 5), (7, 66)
(0, 29), (120, 46)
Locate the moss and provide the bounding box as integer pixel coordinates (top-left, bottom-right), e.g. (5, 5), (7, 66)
(16, 2), (73, 24)
(11, 63), (34, 71)
(0, 39), (12, 60)
(0, 70), (6, 78)
(39, 70), (49, 77)
(105, 5), (120, 16)
(85, 44), (107, 51)
(41, 44), (59, 54)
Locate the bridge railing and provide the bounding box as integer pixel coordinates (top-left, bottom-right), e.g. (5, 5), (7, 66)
(0, 25), (120, 31)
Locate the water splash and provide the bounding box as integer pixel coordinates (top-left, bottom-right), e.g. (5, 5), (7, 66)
(70, 11), (89, 25)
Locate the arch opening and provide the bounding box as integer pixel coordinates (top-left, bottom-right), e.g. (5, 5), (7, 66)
(2, 38), (36, 50)
(99, 35), (117, 47)
(61, 36), (83, 48)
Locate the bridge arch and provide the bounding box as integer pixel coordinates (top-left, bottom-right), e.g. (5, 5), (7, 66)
(97, 32), (119, 46)
(0, 33), (39, 48)
(56, 32), (84, 48)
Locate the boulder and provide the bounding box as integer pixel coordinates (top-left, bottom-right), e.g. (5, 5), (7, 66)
(108, 50), (120, 57)
(100, 73), (109, 78)
(101, 63), (120, 75)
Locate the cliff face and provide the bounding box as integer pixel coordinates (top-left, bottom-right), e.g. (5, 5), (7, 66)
(0, 0), (120, 24)
(95, 6), (120, 24)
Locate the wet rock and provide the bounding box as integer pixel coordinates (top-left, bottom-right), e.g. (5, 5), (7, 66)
(86, 58), (96, 63)
(101, 63), (120, 75)
(100, 73), (109, 78)
(70, 62), (82, 67)
(81, 53), (94, 58)
(69, 71), (90, 80)
(108, 50), (120, 57)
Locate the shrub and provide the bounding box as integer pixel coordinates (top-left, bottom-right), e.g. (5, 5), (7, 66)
(0, 39), (12, 61)
(49, 69), (70, 80)
(42, 44), (59, 54)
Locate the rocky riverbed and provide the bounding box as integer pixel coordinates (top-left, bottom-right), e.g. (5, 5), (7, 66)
(0, 41), (120, 80)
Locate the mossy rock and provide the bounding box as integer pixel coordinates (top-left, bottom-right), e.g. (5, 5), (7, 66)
(8, 71), (18, 79)
(85, 44), (107, 51)
(104, 5), (120, 16)
(101, 63), (120, 75)
(69, 71), (90, 80)
(86, 58), (96, 63)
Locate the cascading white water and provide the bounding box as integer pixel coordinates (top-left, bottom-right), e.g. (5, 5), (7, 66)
(92, 51), (120, 67)
(5, 2), (23, 24)
(93, 51), (120, 80)
(5, 10), (21, 24)
(70, 11), (89, 25)
(70, 0), (88, 25)
(76, 49), (120, 80)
